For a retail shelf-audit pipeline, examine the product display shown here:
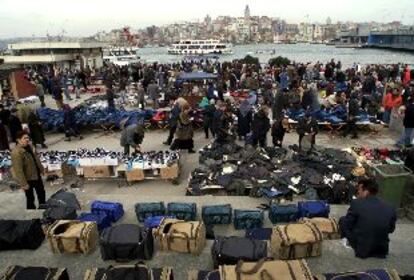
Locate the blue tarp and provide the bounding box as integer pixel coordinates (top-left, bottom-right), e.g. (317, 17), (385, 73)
(176, 72), (218, 82)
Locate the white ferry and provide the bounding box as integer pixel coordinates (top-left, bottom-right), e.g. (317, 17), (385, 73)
(103, 47), (141, 66)
(167, 40), (232, 55)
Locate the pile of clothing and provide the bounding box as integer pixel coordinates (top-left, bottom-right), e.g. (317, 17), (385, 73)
(123, 151), (180, 170)
(0, 151), (11, 169)
(351, 147), (404, 165)
(287, 108), (380, 124)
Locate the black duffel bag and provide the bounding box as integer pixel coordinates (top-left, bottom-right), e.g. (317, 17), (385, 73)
(0, 266), (69, 280)
(211, 236), (267, 268)
(100, 224), (153, 262)
(0, 219), (45, 251)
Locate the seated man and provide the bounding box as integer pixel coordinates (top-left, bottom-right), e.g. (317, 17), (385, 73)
(339, 178), (396, 259)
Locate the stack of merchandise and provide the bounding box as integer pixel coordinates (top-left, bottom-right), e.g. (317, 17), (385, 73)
(123, 151), (180, 170)
(351, 147), (404, 165)
(0, 151), (11, 181)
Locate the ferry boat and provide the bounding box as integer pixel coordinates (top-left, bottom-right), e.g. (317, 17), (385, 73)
(167, 40), (232, 55)
(103, 47), (141, 66)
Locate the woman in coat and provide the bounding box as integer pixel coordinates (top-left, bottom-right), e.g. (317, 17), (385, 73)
(171, 105), (195, 153)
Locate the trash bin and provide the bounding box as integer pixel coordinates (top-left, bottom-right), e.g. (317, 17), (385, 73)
(372, 164), (412, 208)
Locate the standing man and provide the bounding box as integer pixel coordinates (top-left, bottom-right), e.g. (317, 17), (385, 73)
(34, 79), (46, 107)
(147, 80), (160, 109)
(297, 113), (318, 150)
(11, 131), (46, 209)
(342, 92), (360, 139)
(251, 106), (271, 147)
(163, 99), (181, 146)
(397, 96), (414, 147)
(339, 178), (396, 259)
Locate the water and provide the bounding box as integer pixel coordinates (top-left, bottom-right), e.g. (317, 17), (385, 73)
(137, 43), (414, 67)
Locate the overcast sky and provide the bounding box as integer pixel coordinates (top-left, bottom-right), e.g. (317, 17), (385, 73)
(0, 0), (413, 39)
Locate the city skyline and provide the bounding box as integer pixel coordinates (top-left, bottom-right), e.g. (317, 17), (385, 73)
(0, 0), (413, 39)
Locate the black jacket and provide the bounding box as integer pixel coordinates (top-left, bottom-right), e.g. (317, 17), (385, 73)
(404, 103), (414, 128)
(297, 117), (318, 136)
(339, 196), (396, 259)
(348, 98), (360, 118)
(252, 111), (270, 138)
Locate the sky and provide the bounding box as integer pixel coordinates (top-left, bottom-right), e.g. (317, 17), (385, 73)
(0, 0), (413, 39)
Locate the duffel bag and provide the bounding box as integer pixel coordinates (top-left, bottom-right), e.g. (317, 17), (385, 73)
(234, 210), (263, 230)
(43, 188), (81, 210)
(0, 219), (45, 251)
(298, 201), (330, 218)
(202, 204), (232, 225)
(301, 217), (341, 240)
(135, 202), (166, 223)
(153, 218), (205, 255)
(187, 270), (220, 280)
(167, 202), (197, 221)
(211, 236), (267, 268)
(78, 212), (111, 232)
(245, 228), (273, 240)
(219, 259), (313, 280)
(0, 266), (69, 280)
(269, 204), (298, 224)
(315, 269), (401, 280)
(84, 263), (173, 280)
(144, 216), (175, 229)
(43, 206), (78, 225)
(91, 201), (124, 223)
(271, 222), (323, 260)
(100, 224), (153, 261)
(46, 220), (98, 254)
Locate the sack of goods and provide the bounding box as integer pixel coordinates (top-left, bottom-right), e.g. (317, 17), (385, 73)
(269, 204), (299, 224)
(0, 219), (45, 251)
(135, 202), (166, 223)
(100, 224), (154, 261)
(153, 218), (206, 255)
(202, 204), (232, 225)
(315, 269), (401, 280)
(233, 210), (264, 230)
(91, 201), (124, 223)
(271, 222), (323, 260)
(167, 202), (197, 221)
(298, 201), (330, 218)
(78, 212), (112, 232)
(0, 266), (69, 280)
(84, 263), (173, 280)
(187, 270), (220, 280)
(218, 259), (314, 280)
(46, 220), (98, 254)
(301, 217), (341, 240)
(211, 237), (268, 268)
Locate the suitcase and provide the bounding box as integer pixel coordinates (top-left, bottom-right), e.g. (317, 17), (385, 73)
(233, 210), (264, 230)
(78, 212), (112, 232)
(100, 224), (153, 261)
(219, 259), (314, 280)
(245, 228), (273, 240)
(202, 204), (232, 225)
(271, 222), (323, 260)
(0, 266), (69, 280)
(315, 269), (401, 280)
(135, 202), (166, 223)
(298, 201), (330, 218)
(144, 216), (175, 229)
(0, 219), (45, 251)
(269, 204), (299, 224)
(153, 218), (206, 255)
(301, 217), (341, 240)
(91, 201), (124, 223)
(211, 236), (268, 268)
(46, 220), (98, 254)
(84, 263), (173, 280)
(167, 202), (197, 221)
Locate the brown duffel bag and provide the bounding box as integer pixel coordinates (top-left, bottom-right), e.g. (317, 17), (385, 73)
(153, 218), (206, 255)
(271, 222), (323, 260)
(219, 259), (314, 280)
(46, 220), (98, 254)
(301, 217), (341, 240)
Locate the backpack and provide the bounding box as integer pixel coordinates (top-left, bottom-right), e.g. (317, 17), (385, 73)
(0, 266), (69, 280)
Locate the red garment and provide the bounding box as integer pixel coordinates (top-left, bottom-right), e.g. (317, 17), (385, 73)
(403, 67), (411, 86)
(382, 93), (402, 110)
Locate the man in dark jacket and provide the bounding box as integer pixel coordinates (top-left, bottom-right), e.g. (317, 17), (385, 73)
(339, 178), (396, 259)
(120, 123), (145, 155)
(342, 92), (360, 139)
(203, 99), (216, 139)
(397, 96), (414, 147)
(163, 99), (181, 145)
(213, 102), (231, 143)
(252, 106), (271, 147)
(296, 113), (318, 150)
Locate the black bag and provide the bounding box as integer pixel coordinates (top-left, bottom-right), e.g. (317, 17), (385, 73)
(43, 206), (78, 224)
(245, 228), (273, 240)
(202, 204), (232, 225)
(84, 263), (173, 280)
(167, 202), (197, 221)
(0, 219), (45, 251)
(43, 188), (81, 210)
(233, 210), (263, 230)
(0, 266), (69, 280)
(135, 202), (166, 223)
(100, 224), (153, 262)
(211, 236), (267, 268)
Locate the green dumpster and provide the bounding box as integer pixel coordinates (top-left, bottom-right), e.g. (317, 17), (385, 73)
(372, 165), (412, 208)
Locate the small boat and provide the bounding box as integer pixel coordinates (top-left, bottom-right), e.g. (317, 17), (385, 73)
(103, 46), (140, 66)
(167, 39), (233, 55)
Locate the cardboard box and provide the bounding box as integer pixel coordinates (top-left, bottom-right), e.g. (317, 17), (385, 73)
(126, 169), (145, 182)
(83, 166), (113, 178)
(160, 164), (179, 179)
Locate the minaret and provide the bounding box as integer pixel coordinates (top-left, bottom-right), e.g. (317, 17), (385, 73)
(244, 5), (251, 20)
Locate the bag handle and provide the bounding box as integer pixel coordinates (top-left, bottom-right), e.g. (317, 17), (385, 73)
(235, 259), (275, 280)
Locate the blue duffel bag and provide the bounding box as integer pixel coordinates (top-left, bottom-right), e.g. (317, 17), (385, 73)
(202, 204), (232, 225)
(167, 202), (197, 221)
(268, 204), (299, 224)
(317, 269), (401, 280)
(91, 200), (124, 223)
(298, 200), (330, 218)
(144, 215), (175, 229)
(135, 202), (166, 223)
(78, 212), (111, 231)
(234, 210), (263, 230)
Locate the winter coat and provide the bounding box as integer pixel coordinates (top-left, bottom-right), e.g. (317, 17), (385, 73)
(252, 110), (270, 139)
(297, 117), (318, 136)
(404, 102), (414, 128)
(383, 93), (402, 110)
(175, 112), (193, 140)
(9, 115), (23, 142)
(120, 124), (145, 147)
(11, 145), (44, 186)
(28, 113), (45, 145)
(237, 109), (252, 137)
